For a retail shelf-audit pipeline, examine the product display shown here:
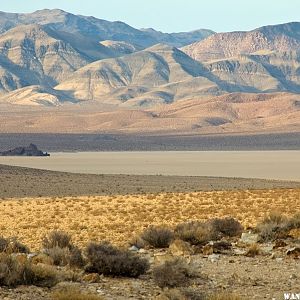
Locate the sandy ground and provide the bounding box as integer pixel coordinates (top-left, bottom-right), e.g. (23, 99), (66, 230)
(1, 164), (300, 198)
(0, 151), (299, 181)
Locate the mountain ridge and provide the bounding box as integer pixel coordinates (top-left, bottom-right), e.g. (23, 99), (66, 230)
(0, 9), (299, 135)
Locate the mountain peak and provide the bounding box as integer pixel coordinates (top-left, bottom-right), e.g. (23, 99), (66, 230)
(146, 43), (177, 52)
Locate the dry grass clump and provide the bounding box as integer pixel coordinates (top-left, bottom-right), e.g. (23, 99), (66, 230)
(141, 226), (174, 248)
(153, 258), (195, 288)
(85, 241), (149, 278)
(51, 286), (103, 300)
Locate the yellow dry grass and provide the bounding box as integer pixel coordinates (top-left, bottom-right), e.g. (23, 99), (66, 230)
(0, 189), (299, 250)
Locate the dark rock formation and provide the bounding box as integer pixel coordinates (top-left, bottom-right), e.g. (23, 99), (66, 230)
(0, 144), (50, 156)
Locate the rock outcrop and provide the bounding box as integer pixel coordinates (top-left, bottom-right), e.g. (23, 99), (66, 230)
(0, 144), (49, 156)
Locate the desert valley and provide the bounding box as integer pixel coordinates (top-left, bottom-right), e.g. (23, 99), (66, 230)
(0, 5), (299, 300)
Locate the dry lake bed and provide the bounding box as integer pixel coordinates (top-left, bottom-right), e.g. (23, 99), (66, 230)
(0, 151), (299, 181)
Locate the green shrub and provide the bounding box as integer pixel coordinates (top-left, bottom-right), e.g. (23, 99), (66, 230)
(141, 226), (174, 248)
(85, 242), (149, 278)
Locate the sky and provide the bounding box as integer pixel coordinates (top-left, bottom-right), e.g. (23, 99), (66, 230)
(1, 0), (300, 33)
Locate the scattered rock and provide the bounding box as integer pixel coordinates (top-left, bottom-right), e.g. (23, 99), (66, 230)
(260, 244), (274, 255)
(274, 239), (287, 248)
(129, 245), (139, 252)
(208, 254), (220, 263)
(233, 248), (247, 256)
(240, 233), (260, 244)
(286, 247), (300, 258)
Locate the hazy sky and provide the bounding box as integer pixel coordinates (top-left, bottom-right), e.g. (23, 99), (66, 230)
(1, 0), (300, 33)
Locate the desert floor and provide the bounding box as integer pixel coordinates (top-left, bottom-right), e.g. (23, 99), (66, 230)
(0, 165), (299, 299)
(0, 189), (299, 251)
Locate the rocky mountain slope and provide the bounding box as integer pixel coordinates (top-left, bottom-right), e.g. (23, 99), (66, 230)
(0, 9), (299, 135)
(182, 22), (300, 61)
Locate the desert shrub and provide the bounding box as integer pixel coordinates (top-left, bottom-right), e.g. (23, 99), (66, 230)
(209, 218), (243, 237)
(47, 246), (70, 266)
(0, 237), (8, 252)
(30, 263), (60, 287)
(0, 253), (58, 287)
(31, 253), (54, 266)
(0, 253), (31, 286)
(245, 244), (260, 257)
(262, 211), (288, 225)
(52, 286), (103, 300)
(68, 245), (85, 268)
(206, 292), (242, 300)
(141, 226), (174, 248)
(175, 221), (217, 246)
(256, 212), (289, 241)
(9, 239), (30, 253)
(0, 237), (29, 254)
(153, 258), (194, 288)
(43, 231), (72, 249)
(43, 231), (84, 268)
(85, 241), (149, 277)
(286, 213), (300, 230)
(129, 236), (146, 249)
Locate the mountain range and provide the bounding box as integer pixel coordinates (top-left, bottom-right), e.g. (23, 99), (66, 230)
(0, 9), (299, 135)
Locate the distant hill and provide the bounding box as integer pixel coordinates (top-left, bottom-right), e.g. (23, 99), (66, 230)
(0, 9), (213, 48)
(0, 9), (299, 135)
